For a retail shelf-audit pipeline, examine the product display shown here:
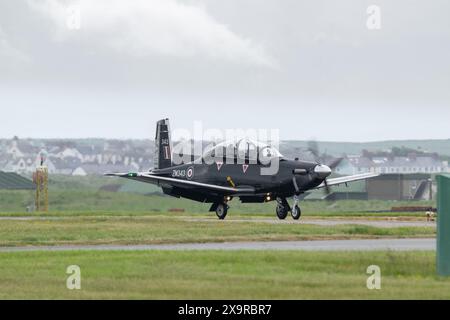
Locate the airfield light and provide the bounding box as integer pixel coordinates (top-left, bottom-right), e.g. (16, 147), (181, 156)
(266, 194), (271, 202)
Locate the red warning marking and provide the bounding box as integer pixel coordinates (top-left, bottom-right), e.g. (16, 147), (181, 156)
(164, 146), (170, 159)
(242, 164), (249, 173)
(216, 162), (223, 171)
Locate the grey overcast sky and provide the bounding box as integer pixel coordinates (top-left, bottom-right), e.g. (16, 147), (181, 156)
(0, 0), (449, 141)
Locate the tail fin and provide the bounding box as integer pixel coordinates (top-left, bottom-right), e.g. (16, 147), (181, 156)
(154, 118), (172, 170)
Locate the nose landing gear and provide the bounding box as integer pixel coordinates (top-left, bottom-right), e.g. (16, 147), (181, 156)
(275, 195), (302, 220)
(291, 195), (302, 220)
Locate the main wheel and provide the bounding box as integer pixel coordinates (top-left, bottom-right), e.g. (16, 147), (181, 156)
(291, 205), (301, 220)
(216, 203), (228, 220)
(276, 204), (288, 220)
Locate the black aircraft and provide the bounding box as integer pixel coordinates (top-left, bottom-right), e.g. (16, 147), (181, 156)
(106, 119), (379, 220)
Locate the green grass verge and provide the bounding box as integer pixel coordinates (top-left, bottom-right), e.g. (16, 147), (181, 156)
(0, 189), (434, 217)
(0, 250), (448, 299)
(0, 215), (435, 247)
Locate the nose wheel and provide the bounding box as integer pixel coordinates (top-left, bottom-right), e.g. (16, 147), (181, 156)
(291, 205), (301, 220)
(291, 195), (302, 220)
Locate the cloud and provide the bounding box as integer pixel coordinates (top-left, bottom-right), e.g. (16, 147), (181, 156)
(27, 0), (277, 68)
(0, 26), (30, 67)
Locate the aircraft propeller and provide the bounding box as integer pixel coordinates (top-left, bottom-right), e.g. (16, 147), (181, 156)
(306, 140), (343, 199)
(291, 141), (344, 198)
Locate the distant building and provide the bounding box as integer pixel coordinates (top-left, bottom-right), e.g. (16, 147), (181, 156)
(306, 173), (433, 201)
(50, 156), (82, 175)
(72, 167), (87, 176)
(366, 174), (433, 201)
(336, 155), (448, 175)
(55, 147), (83, 160)
(2, 156), (55, 175)
(5, 140), (24, 158)
(2, 137), (447, 178)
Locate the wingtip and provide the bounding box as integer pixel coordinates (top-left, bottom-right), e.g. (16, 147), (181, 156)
(105, 172), (141, 178)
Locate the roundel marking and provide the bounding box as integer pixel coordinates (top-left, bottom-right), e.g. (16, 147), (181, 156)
(186, 166), (194, 180)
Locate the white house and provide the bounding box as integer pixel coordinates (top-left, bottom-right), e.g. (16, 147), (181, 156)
(336, 155), (449, 175)
(72, 167), (87, 176)
(56, 148), (84, 160)
(6, 140), (24, 159)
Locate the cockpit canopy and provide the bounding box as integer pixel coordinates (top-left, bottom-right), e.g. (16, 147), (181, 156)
(202, 138), (283, 162)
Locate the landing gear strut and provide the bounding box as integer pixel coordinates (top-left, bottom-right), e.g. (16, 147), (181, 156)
(291, 194), (302, 220)
(276, 197), (291, 220)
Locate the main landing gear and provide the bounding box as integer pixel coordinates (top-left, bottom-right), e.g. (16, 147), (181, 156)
(215, 202), (229, 220)
(210, 201), (229, 220)
(276, 195), (302, 220)
(276, 197), (290, 220)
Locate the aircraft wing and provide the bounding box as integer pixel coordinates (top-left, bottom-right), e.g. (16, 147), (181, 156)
(316, 172), (380, 189)
(105, 172), (255, 195)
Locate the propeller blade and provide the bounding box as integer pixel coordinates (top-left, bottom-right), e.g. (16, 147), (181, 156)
(307, 140), (320, 160)
(324, 178), (331, 195)
(327, 157), (343, 170)
(322, 178), (334, 202)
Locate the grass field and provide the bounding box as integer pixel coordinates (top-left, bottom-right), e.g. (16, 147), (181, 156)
(0, 188), (434, 217)
(0, 174), (435, 214)
(0, 250), (448, 299)
(0, 214), (435, 247)
(0, 176), (442, 300)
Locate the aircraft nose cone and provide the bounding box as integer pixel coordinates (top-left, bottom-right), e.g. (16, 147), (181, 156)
(314, 164), (332, 178)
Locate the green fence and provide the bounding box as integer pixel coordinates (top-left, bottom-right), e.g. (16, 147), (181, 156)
(437, 174), (450, 276)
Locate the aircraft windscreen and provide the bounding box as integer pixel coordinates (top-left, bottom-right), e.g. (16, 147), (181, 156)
(202, 139), (282, 160)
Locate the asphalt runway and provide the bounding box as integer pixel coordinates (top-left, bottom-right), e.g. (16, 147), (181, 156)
(184, 217), (436, 228)
(0, 238), (435, 252)
(0, 216), (436, 228)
